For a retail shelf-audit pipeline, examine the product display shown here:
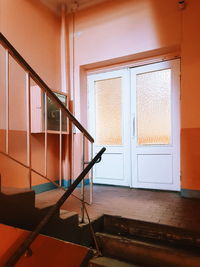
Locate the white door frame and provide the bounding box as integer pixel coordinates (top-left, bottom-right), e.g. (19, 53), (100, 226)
(87, 59), (180, 191)
(130, 59), (180, 191)
(88, 69), (131, 186)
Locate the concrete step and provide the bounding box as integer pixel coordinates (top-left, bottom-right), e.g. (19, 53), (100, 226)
(60, 209), (79, 223)
(0, 187), (35, 209)
(40, 208), (80, 243)
(89, 256), (140, 267)
(0, 188), (36, 228)
(96, 232), (200, 267)
(103, 214), (200, 249)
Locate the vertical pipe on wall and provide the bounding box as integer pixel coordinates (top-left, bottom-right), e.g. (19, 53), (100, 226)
(26, 73), (32, 189)
(60, 4), (68, 187)
(5, 50), (9, 155)
(60, 4), (67, 94)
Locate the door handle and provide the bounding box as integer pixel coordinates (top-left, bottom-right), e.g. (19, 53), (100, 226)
(133, 116), (135, 137)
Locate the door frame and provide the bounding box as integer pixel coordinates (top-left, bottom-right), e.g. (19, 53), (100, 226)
(87, 69), (131, 186)
(87, 58), (180, 191)
(130, 59), (180, 190)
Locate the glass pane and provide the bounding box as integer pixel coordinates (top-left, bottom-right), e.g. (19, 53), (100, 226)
(95, 77), (122, 145)
(30, 79), (45, 175)
(47, 93), (67, 132)
(0, 45), (6, 152)
(136, 69), (171, 145)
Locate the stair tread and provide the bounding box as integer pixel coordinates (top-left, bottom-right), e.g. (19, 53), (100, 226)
(90, 256), (140, 267)
(96, 232), (199, 255)
(0, 187), (33, 195)
(96, 232), (200, 267)
(59, 210), (78, 219)
(103, 214), (200, 247)
(35, 201), (55, 209)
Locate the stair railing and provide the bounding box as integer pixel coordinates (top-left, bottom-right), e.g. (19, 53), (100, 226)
(0, 32), (96, 222)
(4, 147), (106, 267)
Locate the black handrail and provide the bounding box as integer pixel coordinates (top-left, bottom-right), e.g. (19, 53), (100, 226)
(4, 147), (106, 267)
(0, 32), (94, 143)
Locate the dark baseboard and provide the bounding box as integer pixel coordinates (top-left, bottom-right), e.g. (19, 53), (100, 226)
(32, 178), (90, 194)
(181, 189), (200, 199)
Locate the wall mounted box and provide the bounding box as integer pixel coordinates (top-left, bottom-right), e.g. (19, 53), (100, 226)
(31, 85), (68, 134)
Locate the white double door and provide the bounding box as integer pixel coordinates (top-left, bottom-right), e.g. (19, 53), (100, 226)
(88, 59), (180, 191)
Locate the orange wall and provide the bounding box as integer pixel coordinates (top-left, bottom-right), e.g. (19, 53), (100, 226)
(67, 0), (200, 191)
(0, 0), (71, 188)
(181, 0), (200, 190)
(0, 224), (90, 266)
(1, 0), (200, 192)
(67, 0), (182, 178)
(0, 0), (61, 91)
(0, 133), (62, 189)
(68, 0), (181, 116)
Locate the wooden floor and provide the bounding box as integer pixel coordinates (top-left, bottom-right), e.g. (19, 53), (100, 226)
(36, 185), (200, 232)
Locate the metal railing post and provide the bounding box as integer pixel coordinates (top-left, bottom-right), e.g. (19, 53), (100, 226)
(59, 109), (62, 186)
(26, 72), (32, 189)
(5, 49), (9, 155)
(81, 133), (85, 223)
(90, 142), (94, 204)
(44, 93), (47, 177)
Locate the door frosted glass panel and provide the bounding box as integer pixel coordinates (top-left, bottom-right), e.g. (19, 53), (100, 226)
(136, 69), (171, 145)
(95, 77), (122, 145)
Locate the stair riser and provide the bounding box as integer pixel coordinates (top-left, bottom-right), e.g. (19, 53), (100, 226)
(103, 215), (200, 248)
(96, 234), (200, 267)
(0, 190), (81, 244)
(0, 191), (35, 210)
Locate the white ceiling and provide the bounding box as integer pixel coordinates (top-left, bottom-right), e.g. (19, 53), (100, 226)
(39, 0), (109, 15)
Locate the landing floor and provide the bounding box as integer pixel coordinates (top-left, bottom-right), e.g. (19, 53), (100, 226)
(36, 185), (200, 232)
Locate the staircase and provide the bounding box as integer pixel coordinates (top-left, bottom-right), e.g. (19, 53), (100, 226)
(0, 33), (107, 265)
(0, 186), (104, 248)
(2, 189), (200, 266)
(0, 188), (79, 241)
(1, 31), (200, 267)
(89, 215), (200, 267)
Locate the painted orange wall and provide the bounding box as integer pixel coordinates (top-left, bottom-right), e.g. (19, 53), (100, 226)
(181, 0), (200, 190)
(0, 0), (70, 189)
(0, 0), (61, 90)
(68, 0), (200, 191)
(0, 134), (61, 189)
(1, 0), (200, 192)
(68, 0), (182, 178)
(0, 224), (90, 266)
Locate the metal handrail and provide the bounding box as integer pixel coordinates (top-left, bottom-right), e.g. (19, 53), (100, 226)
(4, 147), (106, 267)
(0, 32), (95, 211)
(0, 32), (94, 143)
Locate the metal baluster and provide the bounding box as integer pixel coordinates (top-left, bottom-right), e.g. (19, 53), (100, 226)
(26, 73), (31, 189)
(44, 92), (47, 177)
(90, 142), (94, 204)
(81, 134), (85, 223)
(5, 50), (9, 155)
(59, 109), (62, 186)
